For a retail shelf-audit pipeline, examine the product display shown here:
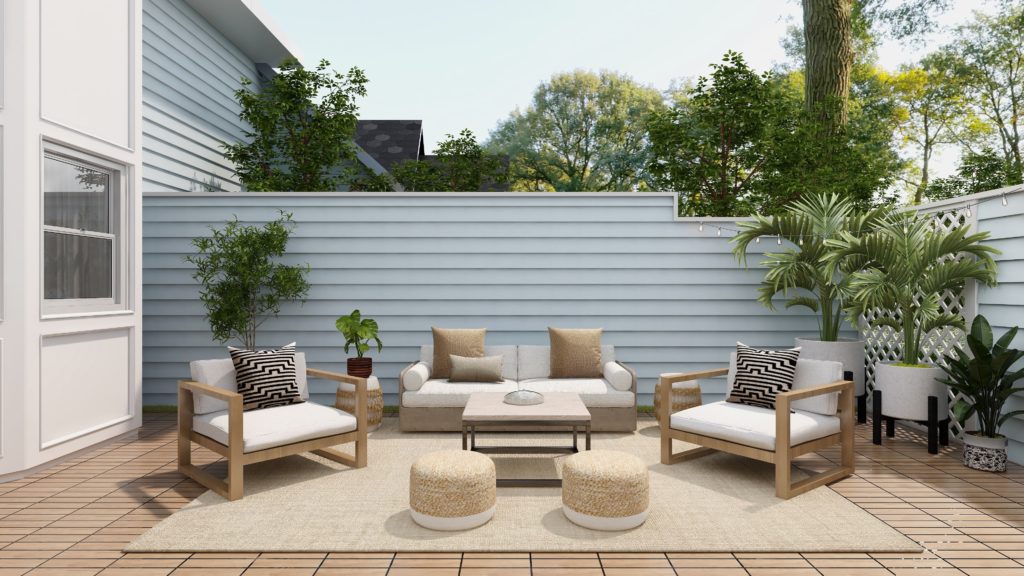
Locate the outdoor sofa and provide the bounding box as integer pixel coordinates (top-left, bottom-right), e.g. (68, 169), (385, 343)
(399, 345), (637, 432)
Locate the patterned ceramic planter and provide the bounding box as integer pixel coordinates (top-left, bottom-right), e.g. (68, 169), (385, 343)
(963, 433), (1007, 472)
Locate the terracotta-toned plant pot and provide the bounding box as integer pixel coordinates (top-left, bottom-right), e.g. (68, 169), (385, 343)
(347, 357), (373, 378)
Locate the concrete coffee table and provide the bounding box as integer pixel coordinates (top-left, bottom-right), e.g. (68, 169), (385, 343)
(461, 392), (592, 487)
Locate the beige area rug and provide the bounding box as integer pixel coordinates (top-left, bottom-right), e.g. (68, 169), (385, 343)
(127, 420), (920, 553)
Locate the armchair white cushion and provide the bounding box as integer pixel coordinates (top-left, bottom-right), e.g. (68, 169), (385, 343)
(193, 401), (357, 453)
(401, 362), (432, 391)
(669, 401), (840, 450)
(190, 353), (309, 414)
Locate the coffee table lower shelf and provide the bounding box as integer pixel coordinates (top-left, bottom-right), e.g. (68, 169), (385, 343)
(461, 421), (591, 488)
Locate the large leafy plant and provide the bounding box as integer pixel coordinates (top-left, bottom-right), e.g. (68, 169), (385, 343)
(826, 211), (999, 365)
(941, 315), (1024, 438)
(731, 192), (890, 341)
(335, 309), (382, 358)
(186, 212), (310, 350)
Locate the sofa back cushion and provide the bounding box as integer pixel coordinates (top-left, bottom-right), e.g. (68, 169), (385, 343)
(549, 327), (604, 378)
(726, 353), (841, 416)
(190, 352), (308, 415)
(420, 345), (517, 381)
(431, 328), (486, 379)
(519, 345), (615, 380)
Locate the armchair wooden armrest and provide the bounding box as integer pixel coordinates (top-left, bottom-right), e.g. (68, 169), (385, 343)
(306, 368), (368, 432)
(179, 379), (243, 402)
(659, 367), (728, 425)
(775, 379), (854, 405)
(177, 379), (244, 500)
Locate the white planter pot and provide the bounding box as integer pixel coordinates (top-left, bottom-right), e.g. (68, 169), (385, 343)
(963, 433), (1008, 472)
(795, 337), (866, 396)
(874, 362), (947, 421)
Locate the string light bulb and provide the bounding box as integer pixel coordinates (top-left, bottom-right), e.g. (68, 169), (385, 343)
(777, 236), (782, 245)
(755, 236), (760, 244)
(1003, 194), (1009, 206)
(716, 227), (722, 237)
(799, 237), (804, 246)
(966, 206), (972, 218)
(698, 222), (704, 232)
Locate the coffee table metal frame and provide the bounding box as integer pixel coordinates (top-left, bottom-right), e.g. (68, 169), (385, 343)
(461, 420), (591, 487)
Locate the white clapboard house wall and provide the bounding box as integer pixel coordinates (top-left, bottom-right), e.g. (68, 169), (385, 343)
(141, 192), (838, 409)
(0, 0), (297, 482)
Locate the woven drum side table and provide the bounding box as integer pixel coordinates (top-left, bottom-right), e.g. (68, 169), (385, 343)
(409, 450), (496, 531)
(653, 379), (701, 423)
(336, 375), (384, 431)
(562, 450), (649, 531)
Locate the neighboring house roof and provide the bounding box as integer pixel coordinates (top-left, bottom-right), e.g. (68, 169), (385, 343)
(184, 0), (300, 65)
(355, 120), (425, 173)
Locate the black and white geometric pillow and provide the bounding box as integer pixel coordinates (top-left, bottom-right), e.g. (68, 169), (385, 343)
(726, 343), (801, 410)
(228, 342), (304, 411)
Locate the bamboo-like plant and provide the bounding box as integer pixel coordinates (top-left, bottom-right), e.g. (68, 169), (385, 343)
(825, 211), (1000, 365)
(731, 192), (891, 341)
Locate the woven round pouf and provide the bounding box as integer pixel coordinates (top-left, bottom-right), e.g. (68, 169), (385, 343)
(562, 450), (649, 531)
(409, 450), (496, 531)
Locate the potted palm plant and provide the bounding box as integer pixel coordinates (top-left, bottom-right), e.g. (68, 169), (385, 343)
(732, 193), (890, 398)
(335, 309), (383, 377)
(940, 315), (1024, 472)
(827, 211), (999, 421)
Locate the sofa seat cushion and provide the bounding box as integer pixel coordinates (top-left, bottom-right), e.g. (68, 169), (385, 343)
(402, 379), (518, 407)
(669, 401), (840, 451)
(193, 402), (358, 453)
(519, 378), (635, 408)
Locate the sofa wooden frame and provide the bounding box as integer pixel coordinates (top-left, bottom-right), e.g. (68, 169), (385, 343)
(177, 367), (368, 501)
(659, 367), (855, 499)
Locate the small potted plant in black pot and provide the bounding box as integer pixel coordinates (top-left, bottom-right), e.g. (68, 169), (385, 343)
(335, 309), (383, 378)
(941, 315), (1024, 472)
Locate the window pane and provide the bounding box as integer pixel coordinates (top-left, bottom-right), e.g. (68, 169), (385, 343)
(44, 154), (110, 233)
(44, 232), (113, 299)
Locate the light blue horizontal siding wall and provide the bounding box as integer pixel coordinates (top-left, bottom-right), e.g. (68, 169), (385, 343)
(142, 193), (829, 407)
(976, 192), (1024, 464)
(142, 0), (258, 193)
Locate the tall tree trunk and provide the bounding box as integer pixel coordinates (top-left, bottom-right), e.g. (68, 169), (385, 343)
(803, 0), (854, 132)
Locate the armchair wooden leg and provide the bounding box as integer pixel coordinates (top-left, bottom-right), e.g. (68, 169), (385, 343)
(661, 433), (673, 465)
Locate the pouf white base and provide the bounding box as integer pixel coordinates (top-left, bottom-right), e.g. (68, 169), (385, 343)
(563, 505), (648, 531)
(411, 505), (495, 531)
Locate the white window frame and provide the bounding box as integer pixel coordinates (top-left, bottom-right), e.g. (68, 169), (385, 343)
(41, 143), (128, 316)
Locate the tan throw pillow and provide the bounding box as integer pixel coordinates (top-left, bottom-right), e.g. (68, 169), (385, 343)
(431, 327), (486, 379)
(549, 327), (603, 378)
(449, 354), (504, 383)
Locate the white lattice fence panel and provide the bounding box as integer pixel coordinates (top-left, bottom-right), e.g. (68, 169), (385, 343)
(861, 207), (973, 438)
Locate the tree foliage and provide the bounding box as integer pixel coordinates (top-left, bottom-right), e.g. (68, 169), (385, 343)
(390, 129), (507, 191)
(223, 59), (368, 191)
(487, 70), (664, 191)
(186, 212), (310, 350)
(925, 148), (1015, 201)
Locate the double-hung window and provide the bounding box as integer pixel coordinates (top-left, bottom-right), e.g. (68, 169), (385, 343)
(42, 147), (126, 313)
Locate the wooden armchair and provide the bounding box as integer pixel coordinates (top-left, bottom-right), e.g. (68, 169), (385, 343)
(659, 367), (854, 499)
(178, 367), (367, 501)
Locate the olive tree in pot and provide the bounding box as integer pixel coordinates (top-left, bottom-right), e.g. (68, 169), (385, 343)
(186, 212), (310, 350)
(940, 315), (1024, 472)
(335, 309), (382, 377)
(732, 193), (890, 399)
(827, 211), (999, 422)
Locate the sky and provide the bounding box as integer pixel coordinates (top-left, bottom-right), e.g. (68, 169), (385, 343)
(260, 0), (994, 178)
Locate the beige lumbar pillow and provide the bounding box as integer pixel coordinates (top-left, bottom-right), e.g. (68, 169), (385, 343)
(431, 327), (486, 379)
(449, 354), (504, 383)
(549, 327), (603, 378)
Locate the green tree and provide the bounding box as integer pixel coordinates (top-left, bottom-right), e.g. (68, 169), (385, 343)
(186, 212), (311, 350)
(390, 129), (507, 191)
(925, 148), (1014, 201)
(223, 59), (368, 191)
(487, 70), (664, 191)
(885, 54), (972, 203)
(947, 4), (1024, 185)
(647, 52), (794, 216)
(802, 0), (855, 131)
